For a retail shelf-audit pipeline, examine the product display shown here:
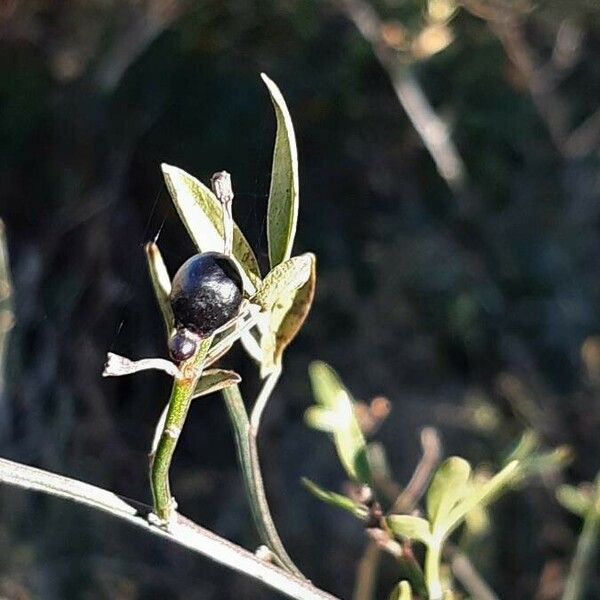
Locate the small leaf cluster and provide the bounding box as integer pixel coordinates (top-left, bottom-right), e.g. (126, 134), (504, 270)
(303, 361), (567, 599)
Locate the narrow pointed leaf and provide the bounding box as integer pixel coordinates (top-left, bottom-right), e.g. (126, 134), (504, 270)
(254, 254), (312, 311)
(145, 242), (174, 336)
(192, 369), (241, 399)
(308, 361), (372, 485)
(301, 478), (368, 519)
(161, 164), (261, 293)
(262, 73), (299, 268)
(444, 460), (520, 537)
(427, 457), (471, 528)
(387, 515), (432, 546)
(260, 253), (316, 376)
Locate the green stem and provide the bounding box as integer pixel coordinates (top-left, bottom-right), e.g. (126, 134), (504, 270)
(425, 542), (443, 600)
(150, 337), (212, 522)
(562, 481), (600, 600)
(223, 382), (303, 577)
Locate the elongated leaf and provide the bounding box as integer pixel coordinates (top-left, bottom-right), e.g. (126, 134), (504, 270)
(145, 242), (174, 336)
(161, 164), (261, 293)
(262, 73), (299, 268)
(427, 457), (471, 528)
(308, 361), (372, 485)
(253, 254), (312, 311)
(387, 515), (432, 545)
(388, 581), (413, 600)
(260, 253), (316, 376)
(301, 477), (368, 519)
(192, 369), (241, 399)
(443, 460), (520, 537)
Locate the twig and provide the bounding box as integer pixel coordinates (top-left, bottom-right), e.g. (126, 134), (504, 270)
(0, 220), (13, 443)
(338, 0), (471, 212)
(223, 384), (303, 576)
(446, 545), (500, 600)
(561, 477), (600, 600)
(353, 428), (441, 600)
(392, 427), (442, 514)
(250, 367), (282, 431)
(353, 541), (381, 600)
(0, 457), (338, 600)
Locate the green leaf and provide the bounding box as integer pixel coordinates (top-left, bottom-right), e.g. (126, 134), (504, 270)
(260, 253), (316, 376)
(261, 73), (299, 268)
(308, 361), (372, 485)
(253, 254), (312, 312)
(301, 477), (368, 519)
(191, 369), (241, 399)
(556, 485), (592, 518)
(388, 581), (413, 600)
(427, 457), (471, 529)
(161, 164), (261, 293)
(144, 242), (173, 336)
(444, 460), (520, 537)
(304, 406), (340, 432)
(387, 515), (432, 545)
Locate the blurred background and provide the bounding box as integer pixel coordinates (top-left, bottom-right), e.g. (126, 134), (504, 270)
(1, 0), (599, 598)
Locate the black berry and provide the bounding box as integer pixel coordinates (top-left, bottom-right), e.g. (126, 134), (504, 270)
(168, 328), (199, 362)
(169, 252), (243, 339)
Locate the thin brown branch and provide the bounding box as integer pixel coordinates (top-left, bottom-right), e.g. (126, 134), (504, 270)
(392, 427), (442, 514)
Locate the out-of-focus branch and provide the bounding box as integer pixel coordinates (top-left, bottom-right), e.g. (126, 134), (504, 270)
(0, 220), (13, 444)
(338, 0), (471, 213)
(561, 476), (600, 600)
(392, 427), (442, 514)
(446, 544), (500, 600)
(93, 0), (184, 92)
(462, 1), (600, 159)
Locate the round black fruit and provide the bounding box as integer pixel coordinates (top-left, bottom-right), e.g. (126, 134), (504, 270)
(169, 251), (243, 338)
(168, 328), (198, 363)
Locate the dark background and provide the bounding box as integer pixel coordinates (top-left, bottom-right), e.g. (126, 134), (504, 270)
(0, 1), (599, 598)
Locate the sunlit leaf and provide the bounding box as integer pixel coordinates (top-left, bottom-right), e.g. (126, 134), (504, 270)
(387, 515), (432, 545)
(253, 254), (312, 311)
(556, 485), (592, 518)
(308, 361), (372, 485)
(388, 581), (413, 600)
(192, 369), (241, 399)
(161, 164), (261, 293)
(443, 460), (520, 536)
(145, 242), (173, 336)
(301, 477), (368, 519)
(304, 406), (340, 432)
(260, 253), (316, 376)
(261, 73), (299, 269)
(427, 457), (471, 528)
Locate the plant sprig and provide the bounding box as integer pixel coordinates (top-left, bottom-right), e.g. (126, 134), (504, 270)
(303, 361), (569, 599)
